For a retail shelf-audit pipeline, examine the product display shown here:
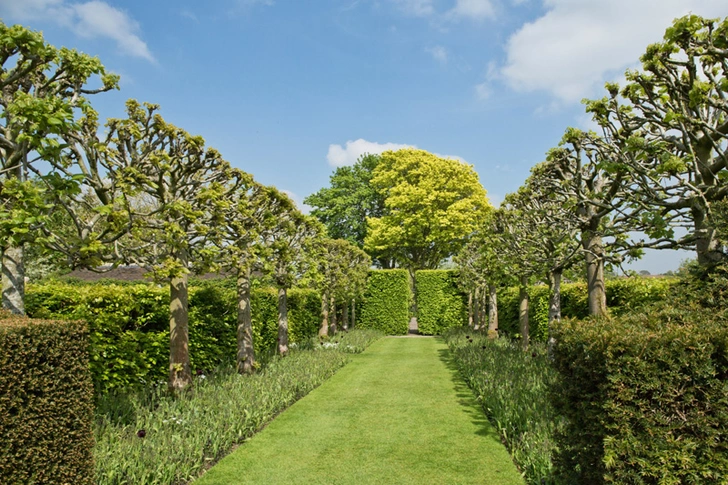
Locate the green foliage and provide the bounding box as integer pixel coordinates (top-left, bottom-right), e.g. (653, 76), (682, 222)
(497, 277), (675, 341)
(94, 349), (349, 485)
(551, 308), (728, 484)
(443, 327), (560, 484)
(365, 148), (491, 270)
(359, 269), (410, 335)
(25, 281), (322, 393)
(0, 315), (95, 484)
(305, 328), (384, 353)
(415, 269), (467, 335)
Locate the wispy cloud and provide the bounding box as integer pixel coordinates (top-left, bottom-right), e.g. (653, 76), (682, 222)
(0, 0), (154, 62)
(425, 45), (448, 64)
(327, 139), (415, 167)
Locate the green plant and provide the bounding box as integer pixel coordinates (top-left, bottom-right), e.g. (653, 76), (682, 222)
(415, 269), (467, 334)
(0, 314), (95, 484)
(93, 349), (349, 484)
(551, 308), (728, 484)
(358, 269), (410, 335)
(443, 327), (561, 484)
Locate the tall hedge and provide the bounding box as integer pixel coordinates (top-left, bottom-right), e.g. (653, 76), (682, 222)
(551, 308), (728, 484)
(497, 277), (676, 342)
(359, 269), (410, 335)
(415, 269), (467, 335)
(25, 280), (321, 393)
(0, 314), (95, 484)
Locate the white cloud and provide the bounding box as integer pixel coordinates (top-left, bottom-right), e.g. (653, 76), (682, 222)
(327, 139), (415, 167)
(0, 0), (154, 62)
(475, 82), (492, 100)
(500, 0), (728, 103)
(448, 0), (496, 20)
(426, 45), (448, 63)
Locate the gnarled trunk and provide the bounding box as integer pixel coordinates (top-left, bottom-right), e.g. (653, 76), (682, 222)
(473, 286), (481, 330)
(278, 287), (289, 355)
(236, 266), (255, 374)
(519, 276), (529, 350)
(351, 299), (356, 329)
(2, 244), (25, 315)
(329, 294), (338, 335)
(583, 230), (607, 316)
(694, 208), (724, 265)
(467, 291), (473, 327)
(342, 300), (349, 331)
(547, 269), (562, 357)
(487, 284), (498, 336)
(319, 291), (329, 337)
(169, 267), (192, 393)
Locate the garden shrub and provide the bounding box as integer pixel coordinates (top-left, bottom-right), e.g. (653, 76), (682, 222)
(415, 269), (467, 334)
(497, 277), (676, 342)
(0, 314), (95, 484)
(359, 269), (410, 335)
(551, 308), (728, 484)
(25, 281), (322, 393)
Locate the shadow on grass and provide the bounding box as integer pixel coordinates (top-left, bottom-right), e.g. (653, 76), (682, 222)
(435, 338), (501, 442)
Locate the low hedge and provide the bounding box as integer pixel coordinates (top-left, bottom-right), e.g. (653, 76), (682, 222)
(25, 280), (321, 394)
(359, 269), (410, 335)
(415, 270), (467, 334)
(498, 277), (676, 342)
(551, 308), (728, 484)
(0, 314), (95, 484)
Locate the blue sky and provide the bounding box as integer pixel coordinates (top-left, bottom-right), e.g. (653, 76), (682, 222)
(2, 0), (727, 273)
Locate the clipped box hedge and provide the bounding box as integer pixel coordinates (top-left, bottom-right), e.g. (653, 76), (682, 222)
(359, 269), (410, 335)
(551, 308), (728, 484)
(0, 314), (95, 484)
(25, 280), (321, 393)
(415, 269), (467, 335)
(498, 277), (676, 342)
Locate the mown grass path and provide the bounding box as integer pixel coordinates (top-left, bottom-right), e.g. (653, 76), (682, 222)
(196, 337), (524, 484)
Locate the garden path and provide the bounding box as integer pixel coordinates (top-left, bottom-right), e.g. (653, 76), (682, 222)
(195, 337), (524, 484)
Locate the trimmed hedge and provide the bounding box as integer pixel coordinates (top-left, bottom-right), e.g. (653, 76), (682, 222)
(359, 269), (410, 335)
(415, 269), (467, 335)
(25, 280), (321, 393)
(0, 314), (95, 484)
(551, 308), (728, 484)
(498, 277), (676, 342)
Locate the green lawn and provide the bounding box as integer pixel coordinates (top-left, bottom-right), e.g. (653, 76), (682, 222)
(196, 337), (524, 484)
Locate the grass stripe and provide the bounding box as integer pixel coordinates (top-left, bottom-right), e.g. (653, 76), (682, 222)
(196, 337), (524, 484)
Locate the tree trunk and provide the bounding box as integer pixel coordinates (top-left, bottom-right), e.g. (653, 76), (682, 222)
(408, 267), (417, 328)
(319, 291), (329, 337)
(351, 299), (356, 329)
(487, 284), (498, 336)
(342, 300), (349, 331)
(473, 286), (481, 330)
(2, 244), (25, 315)
(547, 268), (562, 357)
(236, 266), (255, 375)
(169, 269), (192, 393)
(694, 209), (724, 265)
(519, 275), (529, 350)
(329, 294), (338, 335)
(467, 291), (473, 327)
(278, 287), (289, 355)
(583, 231), (607, 316)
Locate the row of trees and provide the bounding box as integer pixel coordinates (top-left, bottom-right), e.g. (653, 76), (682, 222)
(0, 22), (371, 391)
(456, 14), (728, 348)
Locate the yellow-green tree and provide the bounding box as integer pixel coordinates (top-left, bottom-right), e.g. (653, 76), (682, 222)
(365, 149), (491, 273)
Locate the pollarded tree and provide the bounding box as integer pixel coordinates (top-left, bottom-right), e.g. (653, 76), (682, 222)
(0, 21), (119, 314)
(305, 153), (394, 268)
(538, 128), (633, 316)
(585, 14), (728, 266)
(365, 148), (491, 277)
(260, 192), (323, 355)
(106, 100), (235, 392)
(316, 238), (370, 336)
